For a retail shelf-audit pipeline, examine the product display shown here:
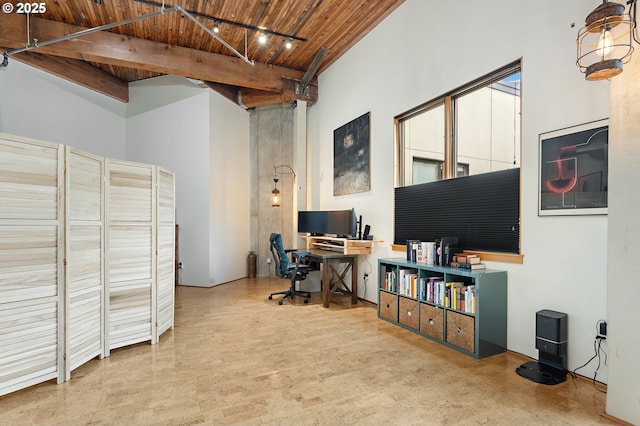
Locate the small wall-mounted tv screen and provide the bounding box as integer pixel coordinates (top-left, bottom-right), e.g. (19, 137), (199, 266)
(298, 209), (357, 237)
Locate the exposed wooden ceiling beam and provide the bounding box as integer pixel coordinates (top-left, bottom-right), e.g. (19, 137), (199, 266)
(205, 80), (318, 109)
(238, 88), (291, 109)
(204, 82), (242, 106)
(3, 48), (129, 103)
(0, 13), (317, 96)
(301, 47), (329, 88)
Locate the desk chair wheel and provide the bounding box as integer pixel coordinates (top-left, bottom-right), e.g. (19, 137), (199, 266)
(268, 295), (273, 300)
(278, 299), (284, 305)
(304, 298), (309, 304)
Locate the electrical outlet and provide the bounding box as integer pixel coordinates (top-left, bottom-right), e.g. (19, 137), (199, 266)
(266, 258), (271, 264)
(178, 262), (183, 269)
(598, 321), (607, 337)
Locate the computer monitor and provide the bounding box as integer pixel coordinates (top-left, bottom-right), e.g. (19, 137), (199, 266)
(297, 210), (328, 236)
(298, 208), (358, 238)
(326, 208), (357, 238)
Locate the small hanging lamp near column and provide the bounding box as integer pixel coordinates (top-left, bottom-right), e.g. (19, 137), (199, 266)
(577, 1), (636, 81)
(270, 165), (296, 207)
(271, 178), (281, 207)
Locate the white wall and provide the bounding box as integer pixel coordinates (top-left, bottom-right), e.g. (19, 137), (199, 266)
(127, 76), (212, 287)
(127, 75), (250, 287)
(607, 53), (640, 424)
(209, 91), (250, 285)
(0, 61), (126, 158)
(1, 62), (251, 287)
(308, 0), (610, 383)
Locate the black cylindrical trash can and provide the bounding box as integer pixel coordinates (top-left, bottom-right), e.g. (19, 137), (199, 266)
(247, 251), (257, 278)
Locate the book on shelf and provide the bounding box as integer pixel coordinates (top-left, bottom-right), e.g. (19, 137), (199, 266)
(417, 241), (436, 265)
(423, 276), (443, 304)
(406, 239), (420, 263)
(397, 268), (419, 297)
(452, 254), (481, 264)
(424, 277), (446, 305)
(446, 282), (465, 310)
(451, 262), (486, 270)
(444, 282), (477, 314)
(467, 285), (476, 314)
(382, 269), (397, 292)
(404, 273), (418, 298)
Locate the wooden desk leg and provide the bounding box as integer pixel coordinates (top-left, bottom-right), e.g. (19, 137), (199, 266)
(351, 257), (358, 305)
(322, 258), (330, 308)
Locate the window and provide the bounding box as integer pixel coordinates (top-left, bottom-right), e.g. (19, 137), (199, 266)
(396, 61), (521, 186)
(455, 74), (521, 177)
(394, 60), (522, 260)
(412, 158), (468, 184)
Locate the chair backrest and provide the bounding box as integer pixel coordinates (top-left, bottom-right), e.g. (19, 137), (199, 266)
(269, 233), (289, 278)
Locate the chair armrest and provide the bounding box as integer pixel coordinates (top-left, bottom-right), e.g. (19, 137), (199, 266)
(293, 251), (311, 268)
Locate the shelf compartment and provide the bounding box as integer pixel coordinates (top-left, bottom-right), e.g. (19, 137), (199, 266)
(420, 303), (444, 341)
(399, 296), (419, 330)
(379, 291), (398, 322)
(446, 311), (475, 353)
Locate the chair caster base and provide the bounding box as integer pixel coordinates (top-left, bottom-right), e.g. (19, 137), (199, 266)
(269, 288), (311, 306)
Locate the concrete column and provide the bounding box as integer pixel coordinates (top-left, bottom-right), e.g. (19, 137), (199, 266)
(293, 100), (308, 248)
(606, 52), (640, 425)
(250, 103), (298, 277)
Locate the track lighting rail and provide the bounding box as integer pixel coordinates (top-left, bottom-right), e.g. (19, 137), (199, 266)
(1, 4), (259, 67)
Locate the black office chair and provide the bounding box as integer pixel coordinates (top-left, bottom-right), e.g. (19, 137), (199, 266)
(268, 233), (312, 305)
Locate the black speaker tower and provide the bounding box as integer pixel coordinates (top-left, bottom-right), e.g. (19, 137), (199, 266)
(516, 309), (567, 385)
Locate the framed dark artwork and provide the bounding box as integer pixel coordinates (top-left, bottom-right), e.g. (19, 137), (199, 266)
(333, 112), (371, 196)
(538, 119), (608, 216)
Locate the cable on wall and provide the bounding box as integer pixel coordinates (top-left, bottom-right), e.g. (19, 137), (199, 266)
(570, 319), (608, 393)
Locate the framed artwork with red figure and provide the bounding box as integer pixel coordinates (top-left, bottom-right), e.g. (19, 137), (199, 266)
(539, 119), (608, 216)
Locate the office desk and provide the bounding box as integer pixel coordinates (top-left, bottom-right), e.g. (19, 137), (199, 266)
(306, 249), (358, 308)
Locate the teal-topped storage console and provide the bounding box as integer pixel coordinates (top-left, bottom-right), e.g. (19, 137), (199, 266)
(378, 258), (507, 359)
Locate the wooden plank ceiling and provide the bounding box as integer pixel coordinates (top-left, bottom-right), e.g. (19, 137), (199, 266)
(0, 0), (404, 107)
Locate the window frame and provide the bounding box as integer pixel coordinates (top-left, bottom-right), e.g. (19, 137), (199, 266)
(393, 60), (523, 263)
(395, 60), (522, 186)
(411, 157), (468, 184)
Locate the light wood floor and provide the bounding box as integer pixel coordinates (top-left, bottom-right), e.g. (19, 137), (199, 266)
(0, 278), (614, 425)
